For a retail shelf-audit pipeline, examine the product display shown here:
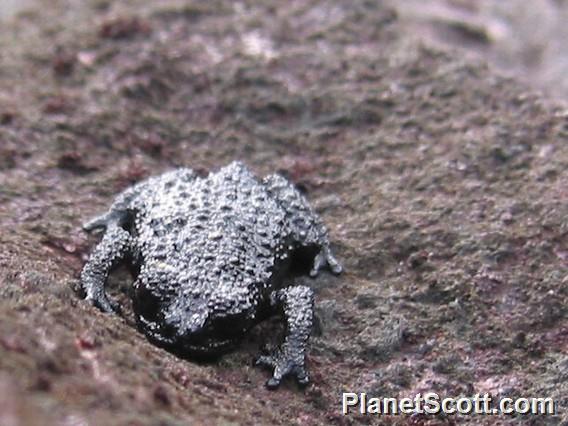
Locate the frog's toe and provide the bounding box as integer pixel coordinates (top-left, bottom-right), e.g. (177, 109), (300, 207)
(86, 293), (120, 314)
(253, 354), (276, 369)
(83, 215), (110, 232)
(309, 252), (325, 277)
(327, 253), (343, 275)
(83, 211), (127, 233)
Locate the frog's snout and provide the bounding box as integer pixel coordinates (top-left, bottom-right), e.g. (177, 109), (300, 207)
(174, 309), (209, 338)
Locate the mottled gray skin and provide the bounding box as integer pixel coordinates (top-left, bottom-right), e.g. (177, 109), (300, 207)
(80, 161), (342, 388)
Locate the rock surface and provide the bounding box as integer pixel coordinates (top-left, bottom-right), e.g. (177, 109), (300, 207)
(393, 0), (568, 103)
(0, 0), (566, 425)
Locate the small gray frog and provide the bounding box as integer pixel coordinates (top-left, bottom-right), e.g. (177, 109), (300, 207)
(80, 161), (342, 389)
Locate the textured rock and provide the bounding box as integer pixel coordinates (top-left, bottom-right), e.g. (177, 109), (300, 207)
(0, 0), (566, 424)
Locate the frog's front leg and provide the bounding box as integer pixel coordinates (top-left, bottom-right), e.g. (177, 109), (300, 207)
(254, 286), (314, 389)
(81, 224), (132, 313)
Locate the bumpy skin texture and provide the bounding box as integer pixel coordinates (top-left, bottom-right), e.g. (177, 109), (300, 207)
(80, 161), (342, 388)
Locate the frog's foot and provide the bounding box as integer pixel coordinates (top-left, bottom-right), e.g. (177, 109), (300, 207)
(309, 246), (343, 277)
(254, 345), (309, 389)
(83, 212), (122, 233)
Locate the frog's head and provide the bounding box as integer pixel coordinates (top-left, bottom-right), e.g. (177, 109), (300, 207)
(139, 283), (256, 357)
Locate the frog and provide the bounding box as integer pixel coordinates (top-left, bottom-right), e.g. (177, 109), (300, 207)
(80, 161), (342, 389)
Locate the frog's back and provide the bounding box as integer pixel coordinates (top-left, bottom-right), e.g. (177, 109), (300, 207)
(134, 163), (289, 292)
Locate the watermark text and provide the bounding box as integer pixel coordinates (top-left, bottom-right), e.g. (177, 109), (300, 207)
(342, 392), (556, 416)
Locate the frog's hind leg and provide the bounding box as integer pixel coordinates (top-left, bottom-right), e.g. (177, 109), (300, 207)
(81, 224), (132, 313)
(84, 167), (197, 232)
(81, 184), (141, 312)
(263, 174), (342, 277)
(254, 285), (314, 389)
